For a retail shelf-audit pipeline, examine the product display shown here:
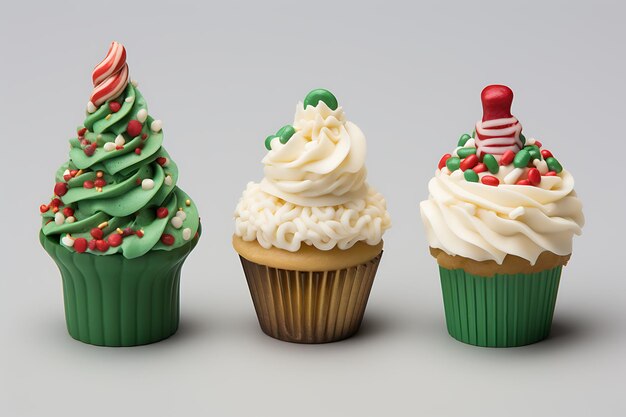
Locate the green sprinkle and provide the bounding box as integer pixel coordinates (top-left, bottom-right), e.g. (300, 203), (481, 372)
(458, 134), (471, 147)
(483, 154), (499, 174)
(546, 157), (563, 173)
(264, 135), (276, 150)
(446, 157), (461, 172)
(464, 169), (479, 182)
(513, 149), (531, 168)
(520, 133), (526, 146)
(303, 89), (338, 110)
(277, 125), (296, 144)
(525, 145), (541, 161)
(457, 147), (476, 158)
(472, 129), (476, 138)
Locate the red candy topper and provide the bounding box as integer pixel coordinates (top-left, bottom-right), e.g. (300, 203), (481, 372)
(475, 85), (523, 158)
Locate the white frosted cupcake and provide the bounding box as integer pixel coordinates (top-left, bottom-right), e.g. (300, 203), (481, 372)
(420, 85), (584, 347)
(233, 89), (391, 343)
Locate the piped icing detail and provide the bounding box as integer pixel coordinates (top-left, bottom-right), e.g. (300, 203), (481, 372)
(420, 85), (584, 264)
(235, 89), (390, 252)
(39, 42), (199, 259)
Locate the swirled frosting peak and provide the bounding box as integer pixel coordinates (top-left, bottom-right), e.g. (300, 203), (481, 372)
(235, 89), (390, 252)
(39, 42), (200, 259)
(260, 89), (367, 207)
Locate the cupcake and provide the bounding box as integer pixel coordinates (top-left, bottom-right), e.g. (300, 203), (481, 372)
(420, 85), (584, 347)
(39, 42), (200, 346)
(233, 89), (391, 343)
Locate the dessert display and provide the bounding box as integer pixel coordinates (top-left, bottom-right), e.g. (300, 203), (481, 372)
(420, 85), (584, 347)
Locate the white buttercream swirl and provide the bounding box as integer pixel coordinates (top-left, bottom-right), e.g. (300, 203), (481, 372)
(420, 169), (584, 265)
(260, 101), (367, 207)
(236, 182), (390, 252)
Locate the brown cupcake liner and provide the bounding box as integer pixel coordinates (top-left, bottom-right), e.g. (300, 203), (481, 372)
(239, 252), (382, 343)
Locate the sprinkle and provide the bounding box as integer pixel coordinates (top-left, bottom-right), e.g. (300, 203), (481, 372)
(62, 207), (74, 217)
(63, 169), (71, 181)
(83, 180), (95, 189)
(96, 171), (104, 178)
(97, 134), (103, 140)
(66, 216), (76, 223)
(541, 149), (553, 159)
(131, 79), (138, 87)
(54, 212), (65, 225)
(127, 120), (143, 137)
(516, 179), (531, 186)
(182, 228), (192, 241)
(156, 207), (169, 219)
(77, 127), (87, 137)
(459, 154), (479, 171)
(74, 238), (88, 253)
(137, 109), (148, 123)
(164, 175), (173, 186)
(114, 134), (125, 146)
(88, 239), (97, 250)
(98, 221), (108, 230)
(161, 234), (175, 246)
(96, 239), (110, 252)
(116, 228), (124, 234)
(103, 142), (116, 152)
(84, 143), (96, 156)
(156, 157), (169, 167)
(533, 159), (549, 174)
(509, 207), (525, 219)
(504, 167), (524, 184)
(91, 228), (104, 239)
(150, 120), (162, 132)
(105, 114), (112, 120)
(125, 96), (134, 103)
(142, 179), (155, 190)
(87, 101), (97, 113)
(500, 150), (515, 166)
(481, 175), (499, 186)
(52, 206), (59, 213)
(142, 133), (148, 140)
(528, 168), (541, 186)
(75, 169), (84, 177)
(171, 217), (183, 229)
(39, 204), (49, 213)
(438, 154), (451, 170)
(109, 102), (122, 113)
(108, 233), (123, 247)
(62, 235), (75, 247)
(525, 137), (537, 146)
(464, 138), (476, 148)
(134, 147), (142, 155)
(54, 182), (68, 197)
(185, 199), (191, 207)
(136, 229), (144, 238)
(176, 210), (187, 220)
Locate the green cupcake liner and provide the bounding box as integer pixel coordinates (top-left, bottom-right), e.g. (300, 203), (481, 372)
(439, 266), (562, 347)
(40, 229), (199, 347)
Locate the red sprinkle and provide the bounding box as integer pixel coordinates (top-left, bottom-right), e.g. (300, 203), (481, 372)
(90, 228), (103, 240)
(77, 127), (87, 137)
(141, 133), (148, 140)
(156, 207), (169, 219)
(94, 178), (107, 188)
(156, 157), (167, 166)
(109, 102), (122, 113)
(473, 163), (487, 173)
(52, 206), (59, 213)
(96, 239), (110, 252)
(541, 149), (553, 159)
(500, 150), (515, 165)
(70, 169), (78, 177)
(161, 234), (175, 246)
(481, 175), (500, 186)
(50, 198), (63, 208)
(127, 120), (143, 137)
(81, 139), (91, 146)
(134, 147), (142, 155)
(39, 204), (49, 213)
(88, 239), (97, 251)
(516, 179), (531, 185)
(62, 207), (74, 217)
(122, 227), (134, 237)
(74, 238), (88, 253)
(544, 171), (558, 176)
(108, 233), (123, 247)
(438, 154), (451, 170)
(54, 182), (68, 197)
(63, 173), (72, 181)
(83, 180), (95, 189)
(116, 145), (124, 150)
(84, 143), (96, 156)
(460, 154), (478, 171)
(528, 168), (541, 186)
(135, 178), (142, 185)
(534, 140), (542, 148)
(136, 230), (144, 238)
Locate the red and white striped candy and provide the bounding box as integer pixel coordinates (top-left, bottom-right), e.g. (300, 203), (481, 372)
(474, 85), (523, 158)
(88, 41), (129, 110)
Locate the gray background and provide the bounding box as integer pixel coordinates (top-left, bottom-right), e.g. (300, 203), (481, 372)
(1, 1), (624, 416)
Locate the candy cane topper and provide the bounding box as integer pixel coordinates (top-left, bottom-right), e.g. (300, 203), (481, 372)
(88, 41), (129, 112)
(475, 85), (523, 158)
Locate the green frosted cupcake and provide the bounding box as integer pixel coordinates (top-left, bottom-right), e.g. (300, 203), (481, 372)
(39, 41), (200, 346)
(420, 85), (584, 347)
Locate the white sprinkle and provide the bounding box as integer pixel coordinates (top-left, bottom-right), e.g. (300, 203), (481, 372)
(451, 169), (464, 180)
(440, 167), (451, 175)
(62, 235), (74, 247)
(103, 142), (116, 152)
(464, 138), (476, 148)
(54, 212), (65, 225)
(452, 146), (462, 157)
(176, 210), (187, 220)
(131, 79), (138, 87)
(63, 169), (70, 177)
(509, 206), (526, 219)
(525, 137), (537, 146)
(182, 228), (192, 241)
(171, 216), (183, 229)
(87, 101), (96, 113)
(114, 134), (125, 146)
(66, 216), (76, 224)
(150, 120), (162, 132)
(164, 175), (173, 186)
(504, 167), (524, 184)
(141, 179), (155, 190)
(125, 96), (134, 103)
(97, 134), (102, 140)
(533, 159), (549, 174)
(137, 109), (148, 123)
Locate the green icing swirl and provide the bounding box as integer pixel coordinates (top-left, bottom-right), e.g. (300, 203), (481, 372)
(41, 83), (200, 259)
